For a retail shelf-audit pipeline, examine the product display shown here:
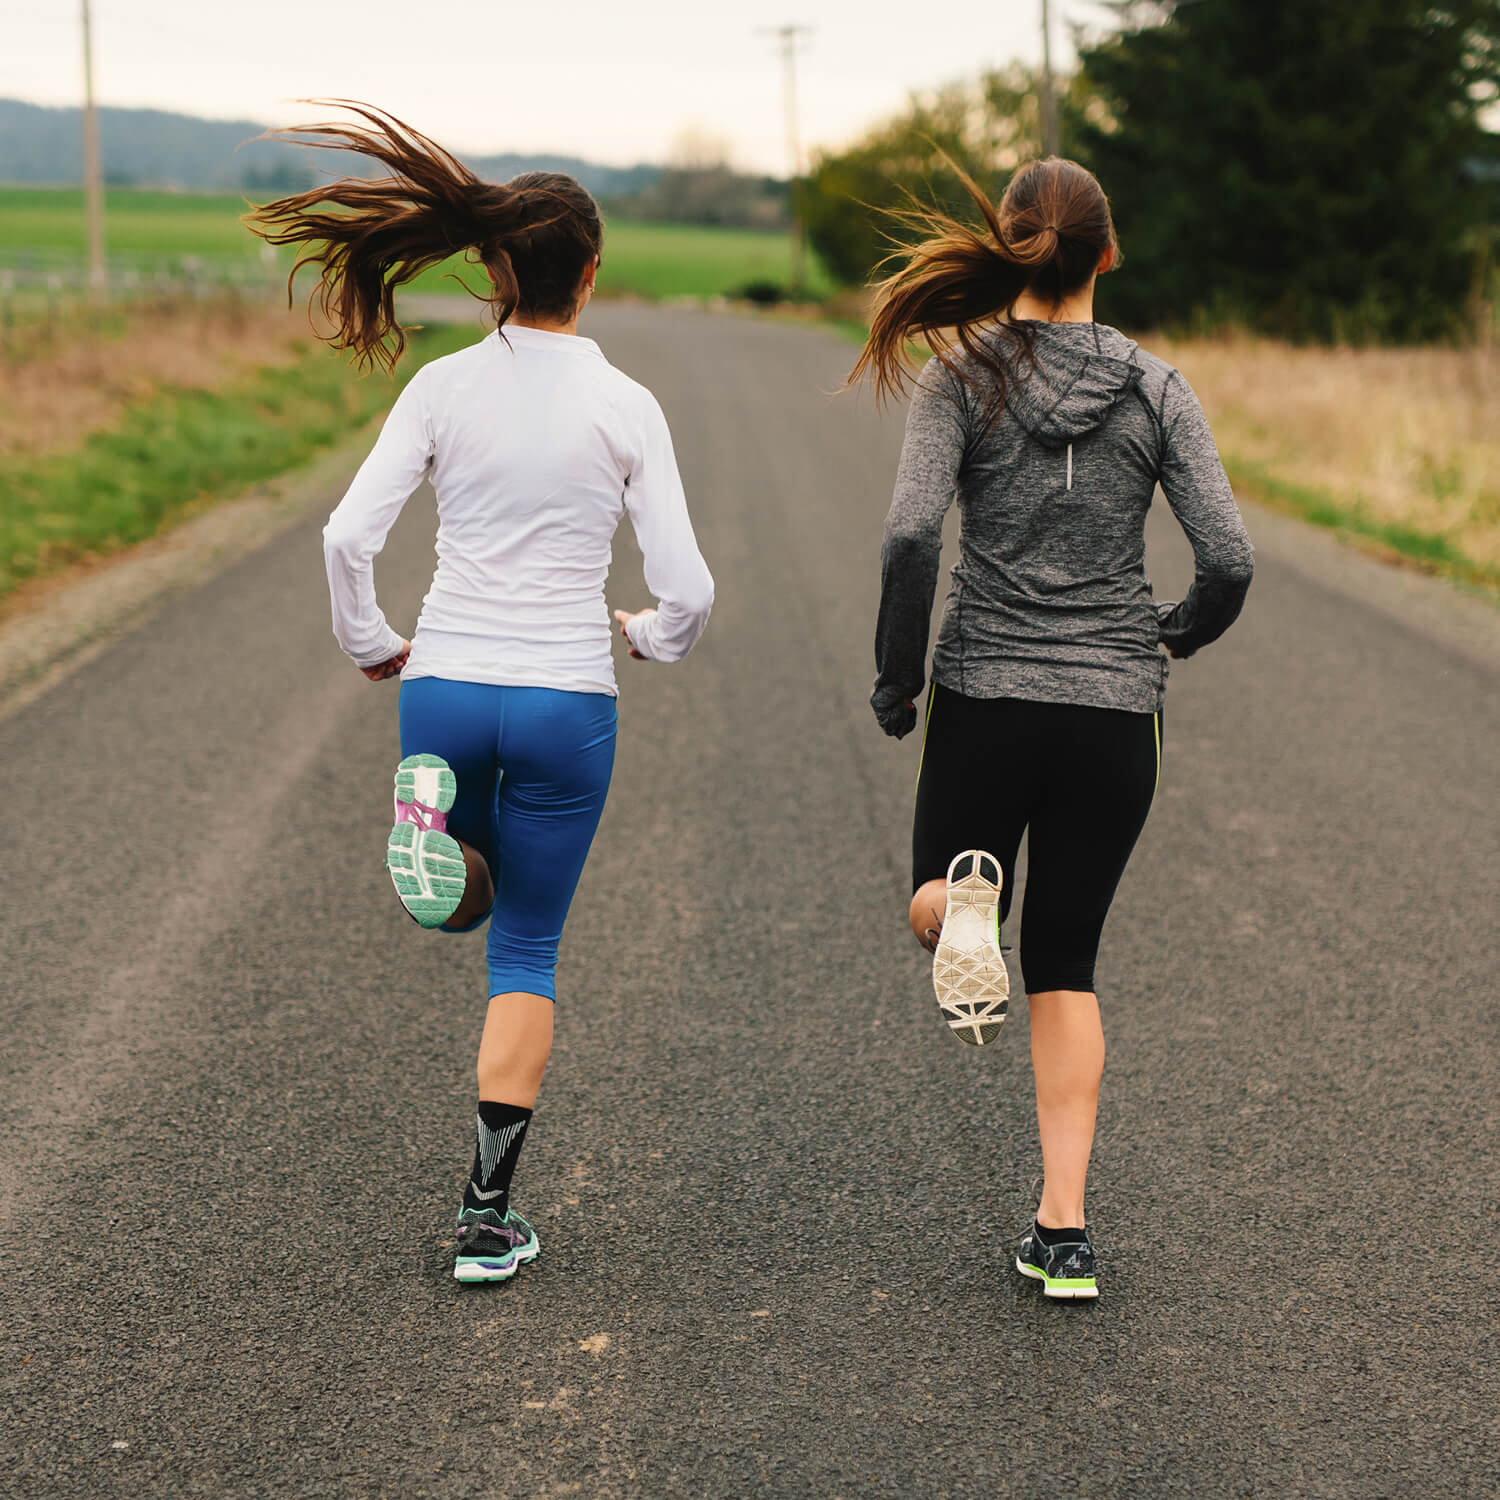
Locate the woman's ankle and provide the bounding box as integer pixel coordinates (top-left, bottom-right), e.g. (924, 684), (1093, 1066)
(1036, 1192), (1085, 1230)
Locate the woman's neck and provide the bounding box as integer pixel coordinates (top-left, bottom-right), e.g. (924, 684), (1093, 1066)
(1011, 284), (1096, 324)
(510, 311), (579, 336)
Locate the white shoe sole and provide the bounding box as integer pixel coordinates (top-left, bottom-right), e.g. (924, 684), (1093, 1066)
(1016, 1256), (1099, 1299)
(932, 850), (1009, 1046)
(453, 1236), (541, 1283)
(394, 756), (457, 823)
(387, 754), (465, 928)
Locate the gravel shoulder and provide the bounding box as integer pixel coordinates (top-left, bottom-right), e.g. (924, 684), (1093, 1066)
(0, 417), (382, 719)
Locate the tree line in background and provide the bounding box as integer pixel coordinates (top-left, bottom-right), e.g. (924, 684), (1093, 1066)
(800, 0), (1500, 341)
(7, 0), (1496, 337)
(0, 99), (787, 231)
(603, 128), (790, 230)
(0, 99), (663, 201)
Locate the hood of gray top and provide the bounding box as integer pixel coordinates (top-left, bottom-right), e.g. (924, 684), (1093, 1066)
(1002, 321), (1142, 449)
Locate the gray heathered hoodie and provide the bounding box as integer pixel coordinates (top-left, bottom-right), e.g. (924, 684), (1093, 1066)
(872, 320), (1254, 736)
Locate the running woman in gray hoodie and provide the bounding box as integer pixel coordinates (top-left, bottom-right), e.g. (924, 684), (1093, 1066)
(853, 157), (1253, 1299)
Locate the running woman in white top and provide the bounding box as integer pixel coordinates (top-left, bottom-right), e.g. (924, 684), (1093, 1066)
(248, 105), (714, 1282)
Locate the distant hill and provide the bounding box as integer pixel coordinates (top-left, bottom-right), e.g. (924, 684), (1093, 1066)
(0, 99), (661, 199)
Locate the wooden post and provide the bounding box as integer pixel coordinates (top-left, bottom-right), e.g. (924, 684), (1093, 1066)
(762, 24), (813, 295)
(1040, 0), (1061, 157)
(82, 0), (107, 297)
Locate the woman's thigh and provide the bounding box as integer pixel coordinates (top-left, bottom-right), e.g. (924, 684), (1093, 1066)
(398, 676), (503, 877)
(1019, 706), (1161, 994)
(485, 688), (619, 992)
(912, 685), (1043, 926)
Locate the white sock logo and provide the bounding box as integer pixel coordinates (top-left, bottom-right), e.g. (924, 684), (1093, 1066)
(476, 1115), (527, 1187)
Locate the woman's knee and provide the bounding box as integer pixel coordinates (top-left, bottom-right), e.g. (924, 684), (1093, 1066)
(909, 879), (947, 952)
(486, 931), (561, 1003)
(1021, 957), (1099, 995)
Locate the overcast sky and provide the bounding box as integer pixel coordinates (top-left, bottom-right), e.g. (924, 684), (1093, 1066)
(9, 1), (1116, 173)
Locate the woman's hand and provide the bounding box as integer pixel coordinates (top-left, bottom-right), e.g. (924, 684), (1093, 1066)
(612, 608), (647, 661)
(872, 690), (919, 738)
(361, 640), (410, 681)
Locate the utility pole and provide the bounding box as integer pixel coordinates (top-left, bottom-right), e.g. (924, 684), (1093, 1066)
(1040, 0), (1061, 157)
(81, 0), (107, 296)
(761, 23), (812, 294)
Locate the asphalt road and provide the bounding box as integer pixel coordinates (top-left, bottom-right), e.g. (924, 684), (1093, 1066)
(3, 305), (1497, 1498)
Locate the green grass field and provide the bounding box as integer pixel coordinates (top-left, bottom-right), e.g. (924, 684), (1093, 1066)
(0, 187), (831, 299)
(0, 186), (831, 600)
(0, 325), (474, 601)
(0, 187), (269, 263)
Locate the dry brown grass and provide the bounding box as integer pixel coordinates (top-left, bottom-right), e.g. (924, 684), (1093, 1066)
(0, 297), (313, 460)
(1154, 333), (1499, 574)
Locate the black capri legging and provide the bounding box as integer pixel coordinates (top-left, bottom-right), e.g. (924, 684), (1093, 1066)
(912, 685), (1161, 995)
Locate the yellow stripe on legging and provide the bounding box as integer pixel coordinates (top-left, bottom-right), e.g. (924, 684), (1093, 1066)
(914, 687), (937, 803)
(1153, 711), (1162, 795)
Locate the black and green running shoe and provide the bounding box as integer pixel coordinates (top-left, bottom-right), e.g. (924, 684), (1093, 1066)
(1015, 1221), (1098, 1300)
(453, 1206), (540, 1284)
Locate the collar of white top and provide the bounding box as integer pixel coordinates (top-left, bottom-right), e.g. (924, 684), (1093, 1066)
(489, 325), (604, 359)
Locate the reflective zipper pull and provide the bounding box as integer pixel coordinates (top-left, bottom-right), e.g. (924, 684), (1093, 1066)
(1066, 442), (1074, 491)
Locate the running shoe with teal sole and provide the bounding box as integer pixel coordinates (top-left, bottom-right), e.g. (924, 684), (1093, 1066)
(1015, 1222), (1099, 1299)
(932, 849), (1009, 1045)
(454, 1207), (540, 1283)
(386, 753), (466, 928)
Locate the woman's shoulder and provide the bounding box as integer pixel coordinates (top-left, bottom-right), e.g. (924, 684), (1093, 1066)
(1114, 333), (1180, 392)
(591, 357), (670, 429)
(404, 333), (493, 392)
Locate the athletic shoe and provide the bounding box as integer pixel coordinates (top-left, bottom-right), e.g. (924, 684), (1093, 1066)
(386, 753), (466, 928)
(932, 850), (1009, 1045)
(1015, 1221), (1099, 1299)
(453, 1206), (541, 1283)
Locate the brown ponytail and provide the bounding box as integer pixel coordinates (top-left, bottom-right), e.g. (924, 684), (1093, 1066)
(850, 156), (1119, 406)
(244, 101), (604, 372)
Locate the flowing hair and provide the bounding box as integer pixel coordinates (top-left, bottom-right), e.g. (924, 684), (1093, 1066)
(850, 155), (1119, 407)
(244, 101), (604, 372)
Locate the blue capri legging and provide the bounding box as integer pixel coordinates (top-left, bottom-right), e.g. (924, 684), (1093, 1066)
(398, 677), (618, 1001)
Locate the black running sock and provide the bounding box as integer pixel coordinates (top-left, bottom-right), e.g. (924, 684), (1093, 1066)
(1034, 1220), (1087, 1246)
(462, 1101), (532, 1217)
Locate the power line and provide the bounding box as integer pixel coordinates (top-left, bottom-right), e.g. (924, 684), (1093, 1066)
(759, 23), (813, 293)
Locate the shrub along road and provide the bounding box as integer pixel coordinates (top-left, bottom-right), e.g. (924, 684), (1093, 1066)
(2, 306), (1495, 1497)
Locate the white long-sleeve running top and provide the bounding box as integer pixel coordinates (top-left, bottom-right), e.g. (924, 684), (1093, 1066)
(322, 324), (714, 695)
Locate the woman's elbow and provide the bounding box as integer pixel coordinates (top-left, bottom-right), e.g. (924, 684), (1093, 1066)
(322, 519), (361, 567)
(650, 586), (713, 663)
(1203, 542), (1253, 591)
(675, 566), (715, 624)
(882, 528), (941, 578)
(1224, 550), (1255, 588)
(688, 578), (715, 621)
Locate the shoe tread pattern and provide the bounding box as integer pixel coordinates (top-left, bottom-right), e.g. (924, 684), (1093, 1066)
(933, 850), (1009, 1046)
(395, 753), (457, 813)
(386, 822), (466, 927)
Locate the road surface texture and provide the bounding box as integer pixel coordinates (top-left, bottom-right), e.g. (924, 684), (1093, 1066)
(3, 306), (1496, 1498)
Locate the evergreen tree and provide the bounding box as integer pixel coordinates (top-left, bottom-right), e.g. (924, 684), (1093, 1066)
(800, 65), (1091, 285)
(1075, 0), (1500, 340)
